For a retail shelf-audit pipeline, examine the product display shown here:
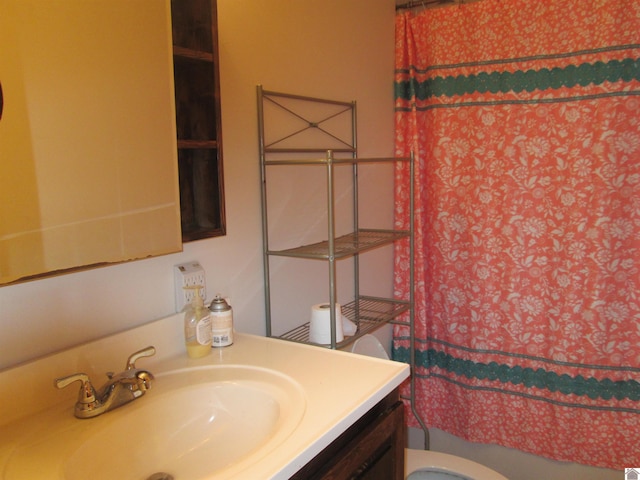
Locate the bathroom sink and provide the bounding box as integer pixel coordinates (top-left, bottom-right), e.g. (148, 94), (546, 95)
(4, 365), (306, 480)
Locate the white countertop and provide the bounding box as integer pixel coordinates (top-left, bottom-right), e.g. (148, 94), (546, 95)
(0, 314), (409, 479)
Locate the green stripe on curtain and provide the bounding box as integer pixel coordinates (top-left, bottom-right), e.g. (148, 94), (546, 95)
(393, 346), (640, 402)
(394, 57), (640, 100)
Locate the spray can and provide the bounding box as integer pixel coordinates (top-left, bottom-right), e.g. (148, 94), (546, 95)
(209, 294), (233, 347)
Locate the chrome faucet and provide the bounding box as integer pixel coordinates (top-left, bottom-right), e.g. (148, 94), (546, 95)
(55, 346), (156, 419)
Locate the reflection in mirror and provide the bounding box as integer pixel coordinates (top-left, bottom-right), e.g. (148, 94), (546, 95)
(0, 0), (182, 286)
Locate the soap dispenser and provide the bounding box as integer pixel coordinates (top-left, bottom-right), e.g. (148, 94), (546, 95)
(183, 286), (212, 358)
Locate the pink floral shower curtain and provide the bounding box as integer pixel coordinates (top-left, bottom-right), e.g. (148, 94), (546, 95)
(392, 0), (640, 469)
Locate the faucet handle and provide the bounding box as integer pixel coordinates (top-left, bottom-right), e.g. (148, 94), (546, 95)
(125, 346), (156, 370)
(54, 373), (98, 406)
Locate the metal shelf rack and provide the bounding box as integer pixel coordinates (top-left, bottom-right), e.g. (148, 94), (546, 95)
(257, 85), (414, 350)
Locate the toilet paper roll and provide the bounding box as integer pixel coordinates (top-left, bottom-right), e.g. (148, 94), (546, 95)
(309, 303), (344, 344)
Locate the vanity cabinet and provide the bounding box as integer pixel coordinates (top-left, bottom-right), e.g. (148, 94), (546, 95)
(170, 0), (226, 241)
(291, 388), (405, 480)
(258, 87), (415, 349)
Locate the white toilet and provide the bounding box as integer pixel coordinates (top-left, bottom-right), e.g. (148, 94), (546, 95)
(405, 449), (508, 479)
(350, 335), (508, 480)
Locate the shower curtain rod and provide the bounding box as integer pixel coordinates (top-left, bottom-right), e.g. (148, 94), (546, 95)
(395, 0), (481, 11)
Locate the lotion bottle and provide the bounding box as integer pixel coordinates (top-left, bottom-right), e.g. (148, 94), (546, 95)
(183, 286), (212, 358)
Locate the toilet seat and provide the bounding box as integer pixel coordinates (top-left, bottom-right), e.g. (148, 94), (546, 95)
(405, 449), (508, 480)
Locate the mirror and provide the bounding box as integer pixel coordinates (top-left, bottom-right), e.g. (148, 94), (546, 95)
(0, 0), (182, 285)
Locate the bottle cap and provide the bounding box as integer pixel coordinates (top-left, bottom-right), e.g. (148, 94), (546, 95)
(209, 294), (231, 312)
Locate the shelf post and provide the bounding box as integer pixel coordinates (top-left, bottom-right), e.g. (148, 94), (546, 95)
(257, 85), (272, 337)
(351, 101), (361, 331)
(326, 150), (338, 348)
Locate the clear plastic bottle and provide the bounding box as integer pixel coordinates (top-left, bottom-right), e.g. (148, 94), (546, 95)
(183, 286), (212, 358)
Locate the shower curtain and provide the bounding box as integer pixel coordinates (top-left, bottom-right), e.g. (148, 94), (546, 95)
(392, 0), (640, 469)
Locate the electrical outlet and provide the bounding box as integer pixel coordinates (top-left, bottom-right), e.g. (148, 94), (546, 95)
(174, 261), (206, 312)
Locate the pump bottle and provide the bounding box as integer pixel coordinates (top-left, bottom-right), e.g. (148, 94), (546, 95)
(183, 286), (212, 358)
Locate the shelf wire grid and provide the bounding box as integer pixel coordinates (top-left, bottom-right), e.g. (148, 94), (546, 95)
(278, 296), (410, 348)
(268, 229), (409, 259)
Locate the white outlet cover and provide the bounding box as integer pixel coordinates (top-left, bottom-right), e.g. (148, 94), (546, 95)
(174, 262), (206, 313)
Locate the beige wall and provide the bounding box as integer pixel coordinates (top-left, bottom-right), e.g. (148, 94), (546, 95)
(0, 0), (396, 370)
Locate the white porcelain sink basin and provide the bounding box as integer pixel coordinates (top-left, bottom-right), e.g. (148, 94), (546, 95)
(5, 365), (306, 480)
